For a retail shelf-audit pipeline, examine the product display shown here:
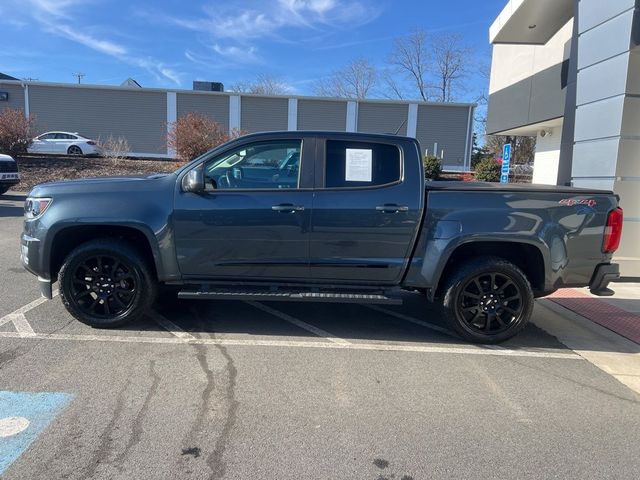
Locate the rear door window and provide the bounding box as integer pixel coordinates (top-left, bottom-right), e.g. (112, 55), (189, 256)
(324, 140), (401, 189)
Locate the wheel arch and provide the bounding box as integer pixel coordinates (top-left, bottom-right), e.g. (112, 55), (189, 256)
(47, 223), (161, 282)
(67, 144), (83, 154)
(433, 240), (547, 299)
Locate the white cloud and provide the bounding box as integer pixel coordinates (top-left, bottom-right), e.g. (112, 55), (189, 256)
(14, 0), (182, 85)
(212, 44), (259, 63)
(170, 0), (379, 64)
(52, 25), (128, 57)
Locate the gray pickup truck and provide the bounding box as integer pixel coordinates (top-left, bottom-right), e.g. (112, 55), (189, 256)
(20, 131), (623, 343)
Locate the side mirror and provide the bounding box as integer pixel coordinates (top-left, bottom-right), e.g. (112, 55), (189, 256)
(182, 165), (205, 193)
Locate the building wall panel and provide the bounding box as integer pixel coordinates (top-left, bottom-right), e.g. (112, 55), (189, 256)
(28, 85), (167, 153)
(0, 83), (25, 113)
(297, 100), (347, 131)
(416, 105), (470, 167)
(241, 97), (288, 133)
(487, 61), (567, 134)
(357, 102), (408, 135)
(177, 93), (229, 129)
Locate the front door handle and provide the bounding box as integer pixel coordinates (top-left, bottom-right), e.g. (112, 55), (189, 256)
(376, 204), (409, 214)
(272, 204), (305, 213)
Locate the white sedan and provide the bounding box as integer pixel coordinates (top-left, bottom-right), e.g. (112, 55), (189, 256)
(28, 131), (101, 156)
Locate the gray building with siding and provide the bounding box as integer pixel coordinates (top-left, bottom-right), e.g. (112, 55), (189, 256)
(0, 80), (475, 170)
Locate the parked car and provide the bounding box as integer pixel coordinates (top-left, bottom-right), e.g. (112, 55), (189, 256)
(20, 131), (623, 343)
(0, 154), (20, 194)
(28, 131), (100, 156)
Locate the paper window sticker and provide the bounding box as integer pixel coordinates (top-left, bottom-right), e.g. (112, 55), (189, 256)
(345, 148), (373, 182)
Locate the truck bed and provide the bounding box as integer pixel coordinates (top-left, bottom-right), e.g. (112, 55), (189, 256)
(425, 181), (613, 195)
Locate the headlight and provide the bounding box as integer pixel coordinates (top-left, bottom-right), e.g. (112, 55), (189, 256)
(24, 197), (52, 220)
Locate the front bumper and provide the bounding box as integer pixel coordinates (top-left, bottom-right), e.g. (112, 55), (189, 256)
(0, 172), (20, 186)
(21, 232), (53, 298)
(38, 277), (53, 299)
(589, 263), (620, 296)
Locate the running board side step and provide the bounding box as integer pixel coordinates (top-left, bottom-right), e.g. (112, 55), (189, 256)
(177, 289), (402, 305)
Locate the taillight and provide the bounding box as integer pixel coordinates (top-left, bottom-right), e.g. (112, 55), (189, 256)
(87, 140), (96, 145)
(602, 207), (623, 253)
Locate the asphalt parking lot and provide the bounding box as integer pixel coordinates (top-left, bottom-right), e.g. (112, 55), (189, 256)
(1, 193), (640, 479)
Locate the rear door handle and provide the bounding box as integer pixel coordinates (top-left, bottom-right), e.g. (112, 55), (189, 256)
(376, 204), (409, 213)
(272, 204), (305, 213)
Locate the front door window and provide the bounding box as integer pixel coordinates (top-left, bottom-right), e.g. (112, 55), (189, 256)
(204, 140), (302, 191)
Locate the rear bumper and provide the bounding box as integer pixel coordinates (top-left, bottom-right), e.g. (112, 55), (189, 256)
(0, 178), (20, 187)
(589, 263), (620, 296)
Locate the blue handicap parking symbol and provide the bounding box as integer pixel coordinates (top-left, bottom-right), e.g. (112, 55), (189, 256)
(0, 391), (73, 474)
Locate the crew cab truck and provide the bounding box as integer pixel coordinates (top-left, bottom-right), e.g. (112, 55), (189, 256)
(20, 131), (623, 343)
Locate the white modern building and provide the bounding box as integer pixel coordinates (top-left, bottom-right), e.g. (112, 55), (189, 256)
(487, 0), (640, 277)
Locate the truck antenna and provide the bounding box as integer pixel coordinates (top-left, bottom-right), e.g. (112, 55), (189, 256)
(394, 119), (407, 135)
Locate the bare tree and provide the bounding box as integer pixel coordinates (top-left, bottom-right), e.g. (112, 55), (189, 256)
(314, 58), (377, 99)
(229, 74), (289, 95)
(380, 69), (405, 100)
(485, 135), (536, 165)
(387, 29), (473, 102)
(430, 33), (471, 102)
(388, 30), (430, 101)
(472, 62), (491, 139)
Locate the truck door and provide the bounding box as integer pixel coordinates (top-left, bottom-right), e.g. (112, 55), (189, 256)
(309, 137), (423, 284)
(173, 136), (315, 280)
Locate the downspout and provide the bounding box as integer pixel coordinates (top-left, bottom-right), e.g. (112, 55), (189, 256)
(21, 81), (30, 118)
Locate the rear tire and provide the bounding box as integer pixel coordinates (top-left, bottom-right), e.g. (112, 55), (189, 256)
(59, 239), (157, 328)
(440, 256), (533, 344)
(67, 145), (83, 155)
(0, 186), (10, 195)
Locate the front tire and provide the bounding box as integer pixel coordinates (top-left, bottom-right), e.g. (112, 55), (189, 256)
(59, 239), (157, 328)
(440, 257), (533, 344)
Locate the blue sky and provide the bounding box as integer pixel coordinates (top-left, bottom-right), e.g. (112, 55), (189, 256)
(1, 0), (507, 101)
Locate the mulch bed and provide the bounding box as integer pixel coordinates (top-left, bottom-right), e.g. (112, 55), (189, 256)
(9, 155), (181, 192)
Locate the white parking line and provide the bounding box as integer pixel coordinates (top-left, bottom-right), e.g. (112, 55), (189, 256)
(366, 305), (507, 351)
(0, 330), (580, 359)
(10, 315), (36, 337)
(149, 311), (197, 342)
(0, 290), (58, 334)
(365, 305), (455, 337)
(245, 301), (351, 345)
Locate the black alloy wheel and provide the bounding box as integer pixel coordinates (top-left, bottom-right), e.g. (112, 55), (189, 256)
(457, 272), (523, 335)
(441, 257), (534, 343)
(68, 254), (139, 319)
(59, 239), (156, 327)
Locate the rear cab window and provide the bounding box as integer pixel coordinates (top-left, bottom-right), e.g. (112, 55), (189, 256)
(323, 140), (402, 189)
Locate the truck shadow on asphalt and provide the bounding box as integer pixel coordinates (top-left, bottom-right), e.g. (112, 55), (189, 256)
(118, 292), (574, 352)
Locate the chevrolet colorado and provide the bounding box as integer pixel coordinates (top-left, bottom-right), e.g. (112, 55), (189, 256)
(20, 131), (623, 343)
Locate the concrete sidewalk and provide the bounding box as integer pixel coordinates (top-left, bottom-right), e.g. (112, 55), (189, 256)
(535, 282), (640, 394)
(548, 282), (640, 344)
